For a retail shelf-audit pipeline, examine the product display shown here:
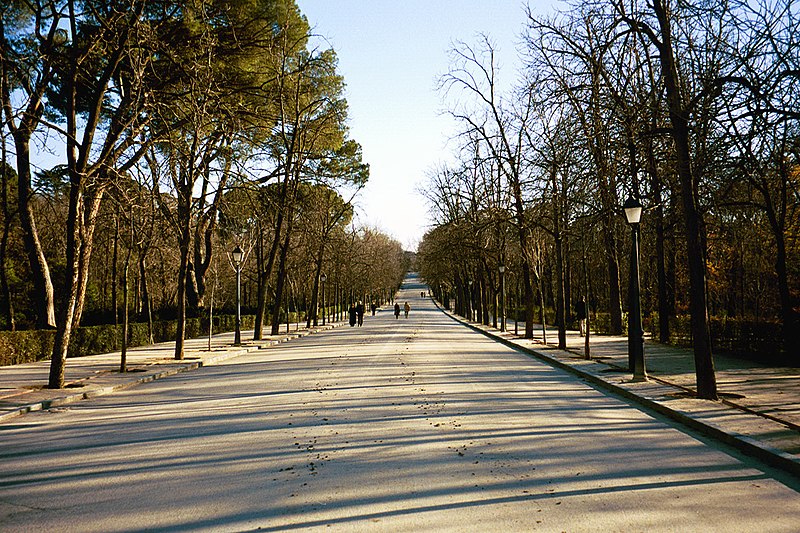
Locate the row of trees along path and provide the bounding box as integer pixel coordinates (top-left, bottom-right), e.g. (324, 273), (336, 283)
(419, 0), (800, 401)
(0, 1), (405, 388)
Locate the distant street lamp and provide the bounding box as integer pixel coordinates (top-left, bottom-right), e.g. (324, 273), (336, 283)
(320, 273), (327, 325)
(231, 245), (244, 346)
(499, 265), (506, 332)
(623, 197), (646, 381)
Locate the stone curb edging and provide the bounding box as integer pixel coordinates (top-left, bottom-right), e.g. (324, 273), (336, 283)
(434, 300), (800, 478)
(0, 322), (345, 423)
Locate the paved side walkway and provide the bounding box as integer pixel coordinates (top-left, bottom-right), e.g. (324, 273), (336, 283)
(450, 310), (800, 476)
(0, 322), (344, 422)
(508, 320), (800, 430)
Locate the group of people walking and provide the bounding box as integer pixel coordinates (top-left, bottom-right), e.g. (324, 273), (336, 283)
(394, 301), (410, 319)
(346, 299), (413, 326)
(348, 291), (587, 335)
(348, 301), (365, 327)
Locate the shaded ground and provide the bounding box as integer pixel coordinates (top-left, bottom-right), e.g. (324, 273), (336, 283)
(0, 274), (797, 532)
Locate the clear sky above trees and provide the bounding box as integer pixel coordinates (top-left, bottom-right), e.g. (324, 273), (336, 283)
(296, 0), (553, 250)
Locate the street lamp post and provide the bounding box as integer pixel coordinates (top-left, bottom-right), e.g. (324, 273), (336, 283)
(499, 265), (506, 332)
(320, 273), (327, 325)
(623, 197), (647, 381)
(231, 245), (244, 346)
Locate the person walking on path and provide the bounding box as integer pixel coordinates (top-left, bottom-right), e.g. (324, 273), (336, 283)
(575, 297), (587, 336)
(404, 301), (410, 318)
(394, 303), (401, 319)
(370, 302), (377, 316)
(356, 301), (365, 327)
(348, 303), (357, 327)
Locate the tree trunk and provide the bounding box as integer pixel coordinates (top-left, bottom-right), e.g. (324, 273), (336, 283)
(454, 276), (462, 316)
(0, 205), (14, 330)
(48, 29), (84, 389)
(482, 275), (490, 325)
(602, 214), (624, 335)
(492, 276), (498, 329)
(564, 239), (572, 322)
(48, 178), (84, 388)
(254, 212), (284, 340)
(14, 137), (55, 329)
(175, 186), (192, 360)
(0, 140), (15, 331)
(307, 242), (325, 328)
(271, 220), (294, 336)
(120, 259), (129, 373)
(555, 234), (567, 349)
(175, 242), (189, 360)
(2, 25), (56, 330)
(552, 166), (567, 350)
(522, 262), (536, 338)
(582, 237), (591, 359)
(652, 0), (717, 399)
(112, 211), (119, 325)
(537, 274), (547, 344)
(186, 261), (200, 312)
(140, 255), (153, 344)
(72, 189), (105, 329)
(475, 275), (484, 324)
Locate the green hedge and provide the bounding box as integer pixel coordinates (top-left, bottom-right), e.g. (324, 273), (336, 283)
(0, 329), (57, 366)
(0, 315), (256, 367)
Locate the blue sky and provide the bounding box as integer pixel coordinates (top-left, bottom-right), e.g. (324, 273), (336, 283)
(296, 1), (553, 251)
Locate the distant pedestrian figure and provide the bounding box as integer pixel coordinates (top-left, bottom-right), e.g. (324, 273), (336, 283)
(349, 303), (357, 327)
(421, 291), (425, 298)
(404, 301), (410, 318)
(370, 302), (377, 316)
(356, 301), (365, 326)
(575, 298), (587, 336)
(394, 302), (401, 319)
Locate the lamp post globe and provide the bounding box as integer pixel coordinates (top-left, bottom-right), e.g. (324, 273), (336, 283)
(623, 197), (646, 381)
(232, 245), (244, 264)
(623, 197), (643, 225)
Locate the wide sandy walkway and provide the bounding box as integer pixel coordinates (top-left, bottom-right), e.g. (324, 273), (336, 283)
(1, 273), (798, 531)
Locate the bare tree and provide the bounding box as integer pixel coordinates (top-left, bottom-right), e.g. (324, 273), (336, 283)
(439, 36), (539, 338)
